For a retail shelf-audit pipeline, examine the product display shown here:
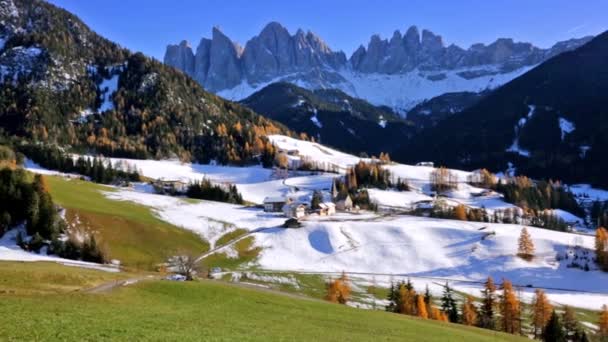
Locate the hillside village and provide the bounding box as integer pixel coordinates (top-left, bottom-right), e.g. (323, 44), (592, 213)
(3, 0), (608, 340)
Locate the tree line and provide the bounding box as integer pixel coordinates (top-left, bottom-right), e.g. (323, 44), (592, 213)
(185, 179), (243, 205)
(0, 149), (105, 263)
(327, 271), (598, 341)
(17, 144), (140, 184)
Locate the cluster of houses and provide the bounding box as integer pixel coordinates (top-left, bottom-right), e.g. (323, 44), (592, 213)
(263, 191), (354, 219)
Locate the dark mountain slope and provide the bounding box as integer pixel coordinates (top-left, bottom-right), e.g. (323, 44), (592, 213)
(398, 31), (608, 186)
(405, 91), (487, 130)
(241, 82), (415, 156)
(0, 0), (289, 164)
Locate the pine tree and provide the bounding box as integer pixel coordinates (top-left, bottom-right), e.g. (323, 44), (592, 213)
(461, 295), (478, 326)
(599, 304), (608, 340)
(310, 190), (323, 210)
(385, 281), (401, 313)
(416, 295), (428, 319)
(441, 282), (459, 323)
(479, 276), (497, 329)
(562, 305), (579, 340)
(531, 289), (553, 339)
(542, 310), (565, 342)
(518, 227), (535, 261)
(424, 285), (433, 314)
(499, 279), (521, 334)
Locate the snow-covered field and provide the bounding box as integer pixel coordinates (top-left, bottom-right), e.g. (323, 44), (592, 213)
(18, 134), (608, 309)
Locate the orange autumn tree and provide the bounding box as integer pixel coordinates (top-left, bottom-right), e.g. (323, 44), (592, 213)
(517, 227), (535, 261)
(416, 295), (428, 319)
(399, 284), (417, 315)
(599, 304), (608, 339)
(453, 204), (468, 221)
(531, 289), (553, 339)
(429, 306), (449, 322)
(596, 227), (608, 271)
(325, 272), (351, 304)
(499, 279), (521, 334)
(461, 295), (478, 326)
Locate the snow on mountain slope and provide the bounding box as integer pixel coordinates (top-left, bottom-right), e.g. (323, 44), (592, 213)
(102, 157), (273, 184)
(268, 134), (363, 170)
(336, 66), (534, 112)
(103, 189), (285, 248)
(216, 66), (535, 113)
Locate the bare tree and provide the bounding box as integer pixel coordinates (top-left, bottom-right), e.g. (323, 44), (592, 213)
(167, 252), (201, 280)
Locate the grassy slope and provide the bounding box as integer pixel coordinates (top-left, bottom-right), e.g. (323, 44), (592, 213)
(0, 261), (132, 295)
(47, 176), (209, 269)
(0, 279), (526, 341)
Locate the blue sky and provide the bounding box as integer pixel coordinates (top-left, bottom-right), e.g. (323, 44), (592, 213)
(48, 0), (607, 60)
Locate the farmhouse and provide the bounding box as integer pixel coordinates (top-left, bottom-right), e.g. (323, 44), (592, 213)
(335, 194), (353, 211)
(153, 179), (188, 194)
(318, 202), (336, 216)
(283, 203), (307, 219)
(264, 196), (291, 212)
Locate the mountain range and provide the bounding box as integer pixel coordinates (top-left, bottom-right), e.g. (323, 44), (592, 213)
(165, 22), (591, 111)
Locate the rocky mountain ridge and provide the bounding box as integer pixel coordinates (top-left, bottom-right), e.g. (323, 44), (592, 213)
(165, 22), (591, 110)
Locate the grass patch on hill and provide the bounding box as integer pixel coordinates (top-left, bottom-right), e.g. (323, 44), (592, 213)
(0, 261), (130, 295)
(201, 236), (261, 270)
(47, 176), (209, 270)
(215, 228), (249, 247)
(0, 279), (526, 341)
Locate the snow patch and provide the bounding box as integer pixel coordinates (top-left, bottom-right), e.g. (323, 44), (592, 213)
(558, 117), (575, 140)
(506, 105), (535, 157)
(310, 108), (322, 128)
(99, 74), (119, 112)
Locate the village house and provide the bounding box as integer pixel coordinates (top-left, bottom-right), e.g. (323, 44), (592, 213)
(335, 194), (353, 211)
(283, 203), (307, 219)
(153, 179), (188, 194)
(318, 202), (336, 216)
(263, 196), (291, 212)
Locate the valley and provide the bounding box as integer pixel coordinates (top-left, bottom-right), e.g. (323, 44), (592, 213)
(2, 0), (608, 340)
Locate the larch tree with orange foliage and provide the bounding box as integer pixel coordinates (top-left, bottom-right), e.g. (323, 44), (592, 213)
(461, 295), (478, 326)
(416, 295), (428, 319)
(599, 304), (608, 340)
(517, 227), (535, 261)
(499, 279), (521, 335)
(453, 204), (467, 221)
(530, 289), (553, 339)
(399, 283), (417, 315)
(325, 272), (351, 304)
(596, 227), (608, 271)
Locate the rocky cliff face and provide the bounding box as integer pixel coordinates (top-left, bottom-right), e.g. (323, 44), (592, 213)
(165, 22), (345, 92)
(164, 22), (591, 109)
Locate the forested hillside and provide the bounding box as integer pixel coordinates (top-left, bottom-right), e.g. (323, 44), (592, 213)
(397, 31), (608, 187)
(241, 82), (414, 156)
(0, 0), (290, 164)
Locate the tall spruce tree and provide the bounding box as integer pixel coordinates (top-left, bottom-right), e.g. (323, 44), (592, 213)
(542, 310), (565, 342)
(441, 282), (459, 323)
(479, 276), (497, 329)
